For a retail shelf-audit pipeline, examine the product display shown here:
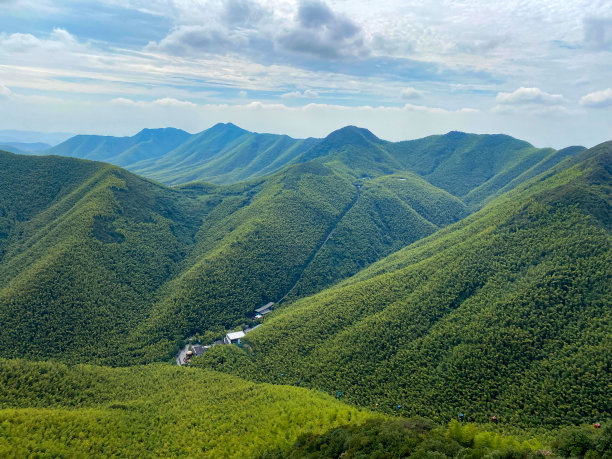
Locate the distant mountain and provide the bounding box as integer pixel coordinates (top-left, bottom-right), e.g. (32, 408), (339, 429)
(45, 123), (321, 185)
(0, 141), (52, 154)
(0, 129), (73, 145)
(45, 127), (192, 165)
(43, 124), (585, 205)
(131, 123), (320, 185)
(196, 141), (612, 426)
(303, 127), (586, 208)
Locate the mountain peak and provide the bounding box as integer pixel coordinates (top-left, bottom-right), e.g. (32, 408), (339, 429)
(323, 125), (381, 146)
(133, 127), (190, 140)
(208, 122), (249, 134)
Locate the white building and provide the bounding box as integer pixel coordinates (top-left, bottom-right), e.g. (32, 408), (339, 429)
(224, 330), (246, 345)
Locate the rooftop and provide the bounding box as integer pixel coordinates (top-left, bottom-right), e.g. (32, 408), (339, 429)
(226, 331), (246, 340)
(255, 302), (274, 313)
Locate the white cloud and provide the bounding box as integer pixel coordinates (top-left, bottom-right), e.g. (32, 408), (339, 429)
(110, 97), (196, 108)
(0, 28), (80, 53)
(281, 89), (319, 98)
(401, 87), (424, 100)
(0, 83), (12, 98)
(238, 90), (247, 98)
(580, 88), (612, 108)
(496, 87), (564, 105)
(491, 104), (571, 117)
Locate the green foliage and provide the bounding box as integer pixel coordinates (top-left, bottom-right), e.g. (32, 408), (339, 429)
(552, 424), (612, 458)
(0, 359), (375, 458)
(265, 418), (546, 459)
(197, 144), (612, 427)
(0, 146), (472, 365)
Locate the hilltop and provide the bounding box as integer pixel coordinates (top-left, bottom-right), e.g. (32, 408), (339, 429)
(43, 124), (585, 206)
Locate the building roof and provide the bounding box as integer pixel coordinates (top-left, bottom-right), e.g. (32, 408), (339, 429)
(226, 331), (246, 341)
(255, 302), (274, 313)
(193, 345), (206, 355)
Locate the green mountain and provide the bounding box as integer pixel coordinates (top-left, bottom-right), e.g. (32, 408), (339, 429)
(45, 123), (320, 185)
(131, 123), (320, 184)
(195, 142), (612, 427)
(302, 127), (586, 209)
(0, 148), (469, 365)
(44, 127), (192, 165)
(44, 124), (584, 203)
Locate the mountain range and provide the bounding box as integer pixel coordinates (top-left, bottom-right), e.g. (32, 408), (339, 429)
(12, 124), (583, 201)
(0, 123), (610, 453)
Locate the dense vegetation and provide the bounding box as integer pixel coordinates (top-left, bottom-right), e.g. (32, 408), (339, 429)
(0, 359), (374, 457)
(0, 147), (471, 364)
(273, 419), (611, 459)
(194, 143), (612, 426)
(2, 360), (607, 458)
(44, 124), (583, 208)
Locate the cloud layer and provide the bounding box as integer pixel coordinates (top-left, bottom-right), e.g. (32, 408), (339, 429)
(1, 0), (612, 148)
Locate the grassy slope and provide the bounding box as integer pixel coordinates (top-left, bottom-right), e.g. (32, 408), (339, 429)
(195, 142), (612, 426)
(0, 359), (374, 458)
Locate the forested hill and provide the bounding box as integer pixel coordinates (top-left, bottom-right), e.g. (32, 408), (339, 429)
(0, 150), (467, 364)
(195, 141), (612, 427)
(45, 123), (320, 185)
(43, 124), (584, 206)
(299, 126), (586, 208)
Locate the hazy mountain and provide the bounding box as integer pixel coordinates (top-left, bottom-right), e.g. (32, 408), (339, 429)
(43, 124), (584, 203)
(0, 129), (73, 145)
(45, 123), (321, 185)
(0, 142), (52, 154)
(44, 127), (192, 165)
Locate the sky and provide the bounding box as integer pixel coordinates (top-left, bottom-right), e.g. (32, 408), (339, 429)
(0, 0), (611, 148)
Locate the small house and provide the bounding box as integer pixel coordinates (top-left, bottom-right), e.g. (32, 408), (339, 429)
(224, 331), (246, 345)
(254, 302), (274, 319)
(192, 344), (208, 356)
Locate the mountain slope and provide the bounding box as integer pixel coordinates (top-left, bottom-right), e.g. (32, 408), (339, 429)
(1, 359), (563, 458)
(131, 123), (320, 184)
(44, 124), (583, 206)
(44, 127), (192, 165)
(45, 123), (321, 185)
(0, 359), (374, 458)
(303, 127), (585, 208)
(0, 149), (469, 364)
(195, 142), (612, 426)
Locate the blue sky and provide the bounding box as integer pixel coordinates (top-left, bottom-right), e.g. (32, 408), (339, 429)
(0, 0), (611, 147)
